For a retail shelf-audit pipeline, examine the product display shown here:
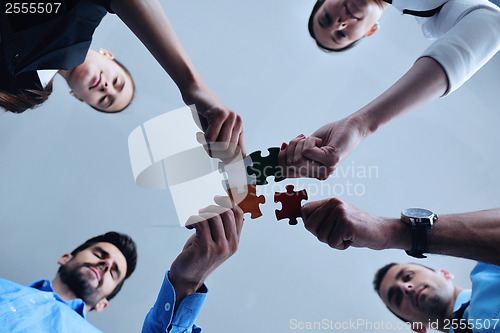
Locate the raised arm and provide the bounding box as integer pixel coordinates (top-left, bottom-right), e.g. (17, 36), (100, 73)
(110, 0), (245, 160)
(280, 1), (500, 179)
(301, 198), (500, 265)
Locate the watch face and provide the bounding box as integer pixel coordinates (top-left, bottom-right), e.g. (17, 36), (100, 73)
(403, 208), (433, 219)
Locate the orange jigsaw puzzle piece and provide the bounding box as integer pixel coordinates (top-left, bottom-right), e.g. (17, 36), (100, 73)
(228, 185), (265, 219)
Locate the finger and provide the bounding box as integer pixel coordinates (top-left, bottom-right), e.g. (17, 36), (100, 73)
(185, 214), (207, 228)
(303, 136), (323, 151)
(204, 110), (225, 144)
(198, 205), (231, 216)
(214, 195), (234, 209)
(301, 199), (330, 221)
(237, 130), (246, 157)
(286, 135), (305, 168)
(196, 132), (212, 157)
(220, 209), (238, 242)
(303, 145), (340, 169)
(213, 112), (235, 150)
(232, 205), (244, 237)
(203, 212), (225, 242)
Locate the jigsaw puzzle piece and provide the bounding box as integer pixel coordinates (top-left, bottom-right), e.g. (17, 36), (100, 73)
(274, 185), (308, 225)
(247, 147), (286, 185)
(218, 155), (256, 194)
(228, 185), (265, 219)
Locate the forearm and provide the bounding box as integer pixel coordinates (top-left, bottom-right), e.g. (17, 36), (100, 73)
(384, 209), (500, 265)
(109, 0), (203, 93)
(351, 57), (448, 137)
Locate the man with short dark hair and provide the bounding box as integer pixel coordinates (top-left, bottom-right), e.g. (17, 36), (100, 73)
(0, 231), (138, 332)
(300, 199), (500, 332)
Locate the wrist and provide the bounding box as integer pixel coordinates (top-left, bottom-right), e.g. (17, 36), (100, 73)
(168, 272), (204, 300)
(346, 112), (373, 139)
(384, 217), (412, 251)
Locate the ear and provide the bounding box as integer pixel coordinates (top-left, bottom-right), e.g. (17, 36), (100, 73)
(93, 298), (109, 313)
(98, 48), (114, 60)
(57, 253), (73, 266)
(365, 22), (379, 37)
(69, 91), (84, 102)
(412, 325), (427, 333)
(438, 269), (454, 280)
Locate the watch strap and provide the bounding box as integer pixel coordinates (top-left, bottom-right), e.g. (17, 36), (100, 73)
(406, 221), (431, 258)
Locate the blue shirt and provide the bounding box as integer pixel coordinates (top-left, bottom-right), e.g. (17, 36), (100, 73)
(450, 263), (500, 333)
(0, 271), (207, 333)
(142, 272), (207, 333)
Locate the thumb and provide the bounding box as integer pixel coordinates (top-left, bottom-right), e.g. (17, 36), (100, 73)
(303, 145), (339, 168)
(301, 199), (327, 221)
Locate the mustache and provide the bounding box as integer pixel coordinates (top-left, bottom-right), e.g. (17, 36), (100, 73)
(82, 262), (106, 288)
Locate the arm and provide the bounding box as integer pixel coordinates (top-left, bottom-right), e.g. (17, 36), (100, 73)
(279, 57), (448, 179)
(280, 2), (500, 180)
(142, 197), (244, 332)
(109, 0), (245, 160)
(301, 198), (500, 265)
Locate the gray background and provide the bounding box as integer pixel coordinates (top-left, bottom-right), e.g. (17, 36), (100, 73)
(0, 0), (499, 332)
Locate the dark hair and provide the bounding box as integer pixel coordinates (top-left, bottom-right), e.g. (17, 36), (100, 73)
(1, 58), (134, 114)
(308, 0), (360, 52)
(90, 58), (135, 114)
(0, 80), (53, 113)
(70, 231), (138, 301)
(373, 262), (436, 326)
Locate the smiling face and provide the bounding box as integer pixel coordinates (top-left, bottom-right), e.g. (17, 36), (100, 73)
(378, 264), (456, 327)
(57, 242), (127, 309)
(64, 49), (134, 112)
(310, 0), (386, 51)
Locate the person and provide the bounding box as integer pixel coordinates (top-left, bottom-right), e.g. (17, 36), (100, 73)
(0, 47), (134, 113)
(142, 196), (244, 332)
(279, 0), (500, 179)
(1, 0), (244, 160)
(301, 200), (500, 332)
(0, 231), (138, 332)
(374, 262), (500, 333)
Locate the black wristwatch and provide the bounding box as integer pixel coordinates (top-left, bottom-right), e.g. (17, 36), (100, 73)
(400, 208), (438, 259)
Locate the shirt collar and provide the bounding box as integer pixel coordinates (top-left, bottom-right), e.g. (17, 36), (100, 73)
(29, 279), (87, 318)
(453, 289), (472, 313)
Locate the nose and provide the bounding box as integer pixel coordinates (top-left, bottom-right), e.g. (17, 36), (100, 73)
(400, 283), (413, 295)
(98, 259), (112, 274)
(336, 17), (348, 30)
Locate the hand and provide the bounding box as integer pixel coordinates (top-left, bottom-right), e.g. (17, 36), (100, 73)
(278, 116), (367, 180)
(301, 198), (400, 251)
(182, 84), (245, 162)
(169, 196), (244, 304)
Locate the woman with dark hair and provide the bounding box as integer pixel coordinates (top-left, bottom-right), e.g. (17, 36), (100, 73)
(1, 0), (244, 160)
(0, 48), (134, 113)
(280, 0), (500, 179)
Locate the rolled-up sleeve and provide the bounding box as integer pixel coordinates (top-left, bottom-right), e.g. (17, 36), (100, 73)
(418, 0), (500, 95)
(142, 272), (207, 333)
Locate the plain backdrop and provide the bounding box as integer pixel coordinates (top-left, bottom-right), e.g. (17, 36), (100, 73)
(0, 1), (499, 332)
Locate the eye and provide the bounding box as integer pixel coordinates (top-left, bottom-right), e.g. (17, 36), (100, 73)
(113, 78), (118, 85)
(403, 272), (413, 282)
(99, 95), (106, 104)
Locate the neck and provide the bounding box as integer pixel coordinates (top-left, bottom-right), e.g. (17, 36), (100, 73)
(52, 275), (93, 313)
(57, 69), (72, 82)
(437, 284), (463, 333)
(51, 275), (77, 301)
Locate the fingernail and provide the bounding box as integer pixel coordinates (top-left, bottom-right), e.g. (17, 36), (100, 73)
(281, 142), (287, 150)
(298, 134), (305, 138)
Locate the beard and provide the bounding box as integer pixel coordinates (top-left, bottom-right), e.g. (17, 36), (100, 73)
(419, 289), (449, 322)
(58, 260), (106, 308)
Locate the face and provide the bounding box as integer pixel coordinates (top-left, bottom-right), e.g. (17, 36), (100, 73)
(65, 49), (134, 112)
(311, 0), (385, 50)
(378, 264), (455, 326)
(58, 242), (127, 309)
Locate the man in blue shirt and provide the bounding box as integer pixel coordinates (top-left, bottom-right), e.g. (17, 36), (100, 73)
(299, 200), (500, 332)
(0, 197), (243, 332)
(0, 231), (138, 332)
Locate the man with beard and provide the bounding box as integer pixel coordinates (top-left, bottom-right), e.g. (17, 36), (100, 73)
(0, 231), (137, 332)
(0, 198), (243, 332)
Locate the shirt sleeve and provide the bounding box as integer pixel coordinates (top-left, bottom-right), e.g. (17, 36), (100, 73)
(417, 0), (500, 95)
(141, 271), (207, 333)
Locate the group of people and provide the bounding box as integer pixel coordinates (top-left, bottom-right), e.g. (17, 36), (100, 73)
(1, 0), (499, 332)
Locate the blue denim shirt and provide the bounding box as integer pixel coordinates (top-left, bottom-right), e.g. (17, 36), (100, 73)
(450, 263), (500, 333)
(0, 278), (102, 332)
(142, 272), (207, 333)
(0, 271), (207, 333)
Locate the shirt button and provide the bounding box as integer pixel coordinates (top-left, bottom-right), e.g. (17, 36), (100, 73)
(10, 306), (16, 312)
(164, 302), (171, 312)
